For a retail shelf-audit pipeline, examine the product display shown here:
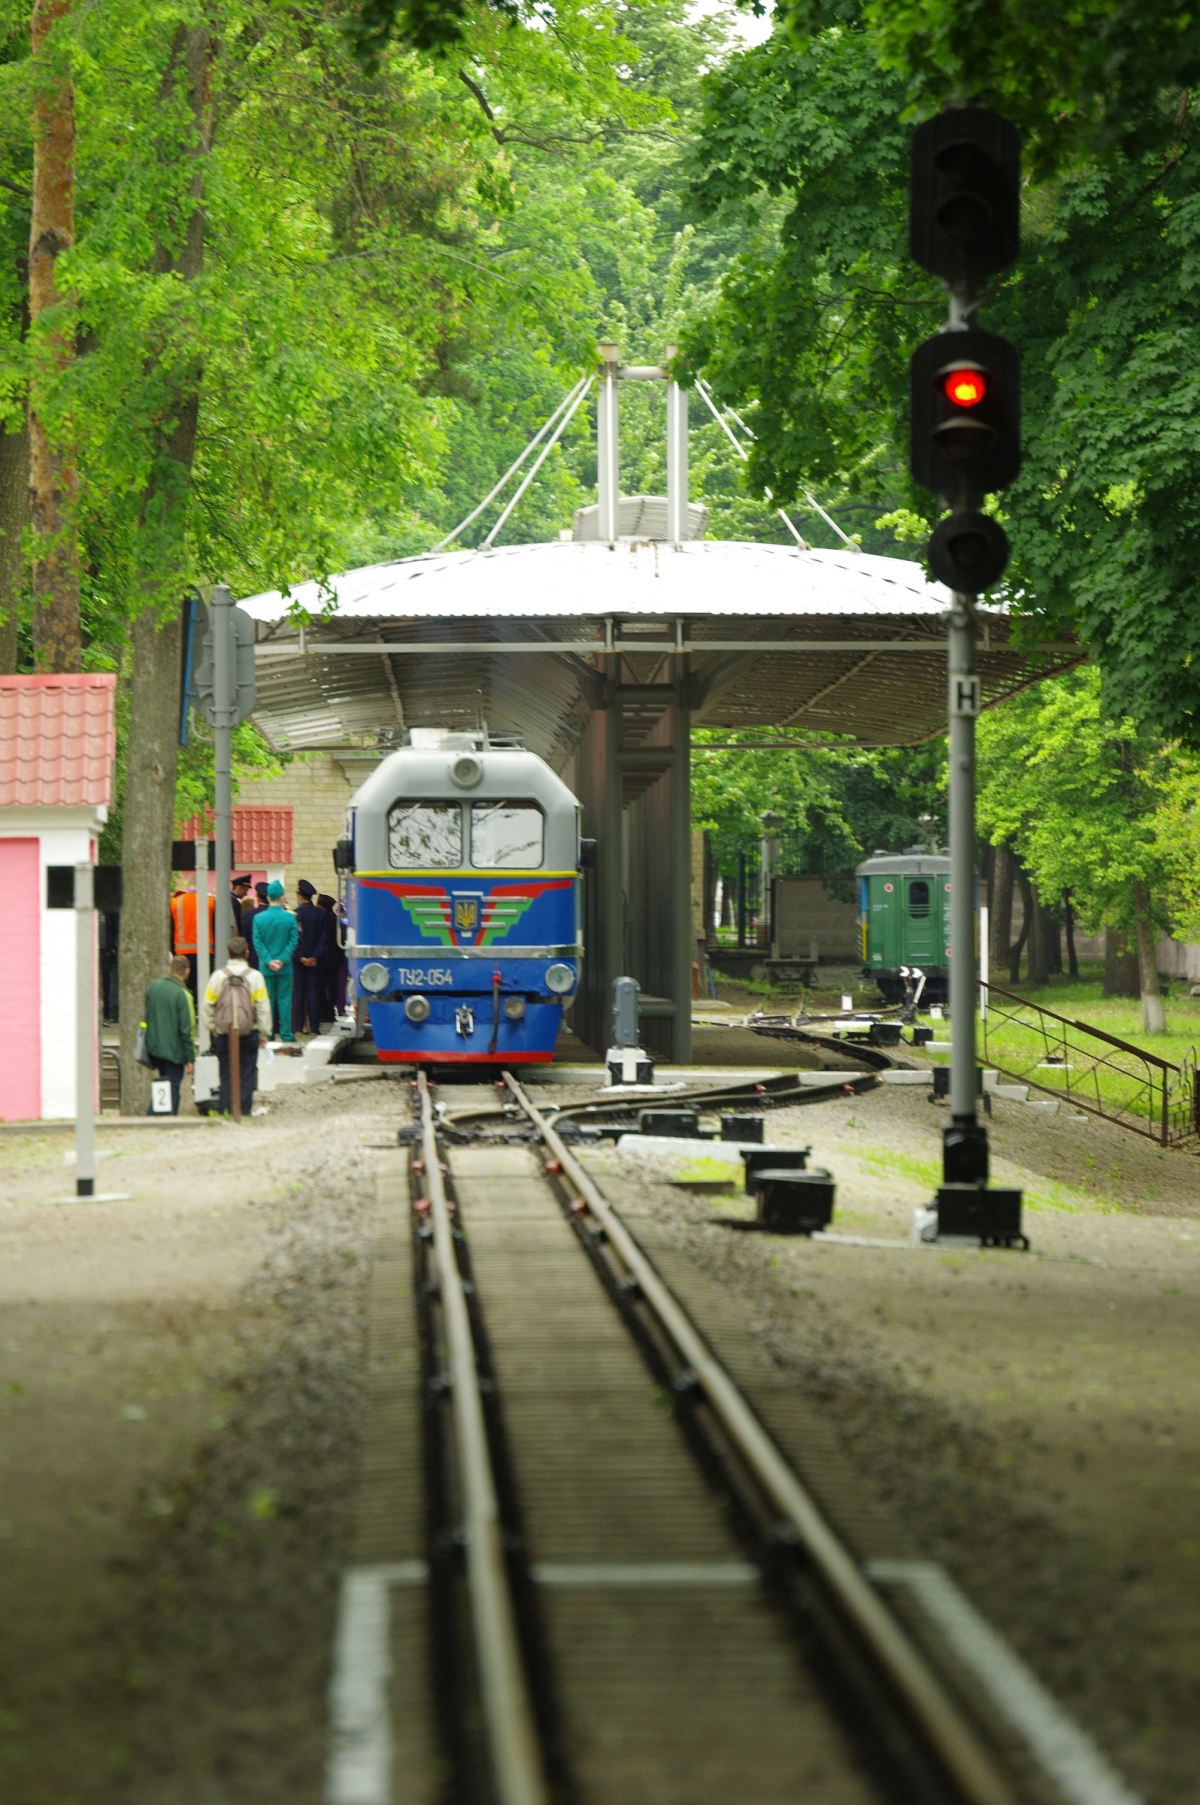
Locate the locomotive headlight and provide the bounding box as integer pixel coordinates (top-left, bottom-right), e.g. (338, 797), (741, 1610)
(451, 754), (482, 788)
(502, 996), (526, 1021)
(405, 995), (431, 1022)
(545, 962), (575, 995)
(359, 961), (389, 993)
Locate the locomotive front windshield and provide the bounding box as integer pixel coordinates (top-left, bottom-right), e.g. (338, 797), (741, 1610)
(388, 802), (462, 867)
(471, 802), (543, 868)
(385, 798), (545, 868)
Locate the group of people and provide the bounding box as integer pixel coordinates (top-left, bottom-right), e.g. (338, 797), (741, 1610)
(149, 874), (349, 1115)
(142, 937), (272, 1118)
(169, 875), (348, 1041)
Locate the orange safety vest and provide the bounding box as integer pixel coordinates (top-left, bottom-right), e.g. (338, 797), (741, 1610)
(171, 891), (215, 955)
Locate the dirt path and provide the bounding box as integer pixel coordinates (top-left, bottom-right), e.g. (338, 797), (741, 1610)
(0, 1080), (400, 1805)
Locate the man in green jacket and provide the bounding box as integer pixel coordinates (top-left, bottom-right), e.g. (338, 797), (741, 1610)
(144, 954), (195, 1114)
(252, 880), (298, 1041)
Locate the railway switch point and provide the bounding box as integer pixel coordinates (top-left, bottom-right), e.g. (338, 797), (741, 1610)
(637, 1107), (700, 1137)
(608, 974), (656, 1084)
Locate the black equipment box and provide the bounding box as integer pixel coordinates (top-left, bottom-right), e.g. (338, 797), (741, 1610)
(936, 1183), (1023, 1241)
(754, 1169), (835, 1235)
(741, 1147), (809, 1186)
(931, 1064), (985, 1098)
(721, 1113), (764, 1142)
(869, 1021), (902, 1046)
(638, 1109), (699, 1138)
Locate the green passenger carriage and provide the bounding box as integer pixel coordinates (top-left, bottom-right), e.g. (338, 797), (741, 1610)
(858, 849), (953, 1004)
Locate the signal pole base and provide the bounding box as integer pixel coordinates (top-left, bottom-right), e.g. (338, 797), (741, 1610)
(934, 1183), (1026, 1247)
(931, 1116), (1027, 1246)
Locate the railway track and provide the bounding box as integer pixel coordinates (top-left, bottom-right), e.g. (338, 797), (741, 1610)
(329, 1069), (1138, 1805)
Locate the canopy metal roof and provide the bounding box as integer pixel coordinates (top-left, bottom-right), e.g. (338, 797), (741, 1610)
(240, 538), (1078, 761)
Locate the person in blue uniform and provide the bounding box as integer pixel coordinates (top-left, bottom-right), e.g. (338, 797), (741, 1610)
(292, 878), (330, 1035)
(244, 880), (269, 970)
(231, 874), (252, 938)
(317, 892), (345, 1024)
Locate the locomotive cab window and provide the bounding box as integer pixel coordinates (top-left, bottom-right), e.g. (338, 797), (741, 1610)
(907, 879), (931, 918)
(471, 802), (544, 868)
(388, 802), (462, 868)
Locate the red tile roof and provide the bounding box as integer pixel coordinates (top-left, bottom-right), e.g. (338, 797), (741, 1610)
(179, 806), (294, 865)
(0, 674), (117, 808)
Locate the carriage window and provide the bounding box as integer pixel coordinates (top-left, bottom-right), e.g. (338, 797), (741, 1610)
(388, 802), (462, 868)
(907, 879), (931, 918)
(471, 802), (544, 868)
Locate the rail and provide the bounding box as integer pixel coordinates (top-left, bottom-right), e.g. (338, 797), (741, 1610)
(502, 1069), (1017, 1805)
(980, 983), (1200, 1148)
(415, 1071), (549, 1805)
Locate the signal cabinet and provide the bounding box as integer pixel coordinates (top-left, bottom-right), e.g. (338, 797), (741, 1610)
(858, 850), (952, 1003)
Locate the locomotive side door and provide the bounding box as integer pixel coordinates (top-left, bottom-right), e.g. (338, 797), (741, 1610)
(901, 875), (938, 964)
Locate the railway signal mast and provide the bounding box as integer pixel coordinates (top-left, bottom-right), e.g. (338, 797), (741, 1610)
(910, 108), (1025, 1243)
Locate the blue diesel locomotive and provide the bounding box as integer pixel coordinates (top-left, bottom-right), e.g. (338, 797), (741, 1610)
(339, 733), (582, 1065)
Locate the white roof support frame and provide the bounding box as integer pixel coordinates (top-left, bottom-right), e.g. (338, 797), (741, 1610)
(595, 343), (690, 547)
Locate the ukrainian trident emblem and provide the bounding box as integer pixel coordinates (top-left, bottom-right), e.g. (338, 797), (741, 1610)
(453, 895), (480, 936)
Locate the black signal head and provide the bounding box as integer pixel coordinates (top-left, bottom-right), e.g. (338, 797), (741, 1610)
(911, 107), (1021, 287)
(910, 328), (1021, 501)
(927, 511), (1010, 593)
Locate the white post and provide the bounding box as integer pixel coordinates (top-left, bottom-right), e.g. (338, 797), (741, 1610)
(196, 833), (210, 1051)
(75, 861), (95, 1195)
(980, 901), (989, 1021)
(596, 343), (620, 543)
(666, 348), (688, 544)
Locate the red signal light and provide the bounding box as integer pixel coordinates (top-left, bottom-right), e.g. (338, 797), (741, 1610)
(944, 367), (986, 407)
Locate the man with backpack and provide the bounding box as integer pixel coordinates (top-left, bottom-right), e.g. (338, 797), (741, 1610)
(200, 936), (272, 1118)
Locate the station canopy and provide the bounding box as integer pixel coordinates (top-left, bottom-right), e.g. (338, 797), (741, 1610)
(239, 535), (1078, 764)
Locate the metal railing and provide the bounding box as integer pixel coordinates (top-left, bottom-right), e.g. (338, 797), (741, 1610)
(980, 983), (1199, 1148)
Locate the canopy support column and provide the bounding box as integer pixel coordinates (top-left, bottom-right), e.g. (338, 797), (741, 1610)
(670, 664), (692, 1064)
(600, 657), (624, 1037)
(666, 354), (688, 544)
(597, 344), (620, 545)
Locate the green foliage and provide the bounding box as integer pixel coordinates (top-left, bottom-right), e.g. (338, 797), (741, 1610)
(678, 28), (941, 551)
(683, 17), (1200, 736)
(691, 729), (945, 883)
(776, 0), (1200, 173)
(977, 666), (1200, 935)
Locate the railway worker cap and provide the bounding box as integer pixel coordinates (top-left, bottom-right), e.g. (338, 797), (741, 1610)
(232, 873), (252, 891)
(268, 880), (285, 900)
(255, 881), (270, 901)
(297, 878), (316, 899)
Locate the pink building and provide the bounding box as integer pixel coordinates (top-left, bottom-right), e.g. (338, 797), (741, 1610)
(0, 674), (117, 1121)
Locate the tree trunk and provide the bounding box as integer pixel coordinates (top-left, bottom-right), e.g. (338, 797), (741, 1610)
(1063, 890), (1079, 979)
(118, 609), (184, 1110)
(0, 413), (28, 673)
(117, 27), (211, 1111)
(1027, 881), (1051, 987)
(989, 843), (1014, 985)
(28, 0), (80, 673)
(1133, 880), (1166, 1033)
(1046, 898), (1063, 975)
(1104, 928), (1140, 998)
(1010, 859), (1033, 984)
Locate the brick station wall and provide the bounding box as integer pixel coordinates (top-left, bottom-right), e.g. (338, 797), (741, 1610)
(236, 752), (382, 898)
